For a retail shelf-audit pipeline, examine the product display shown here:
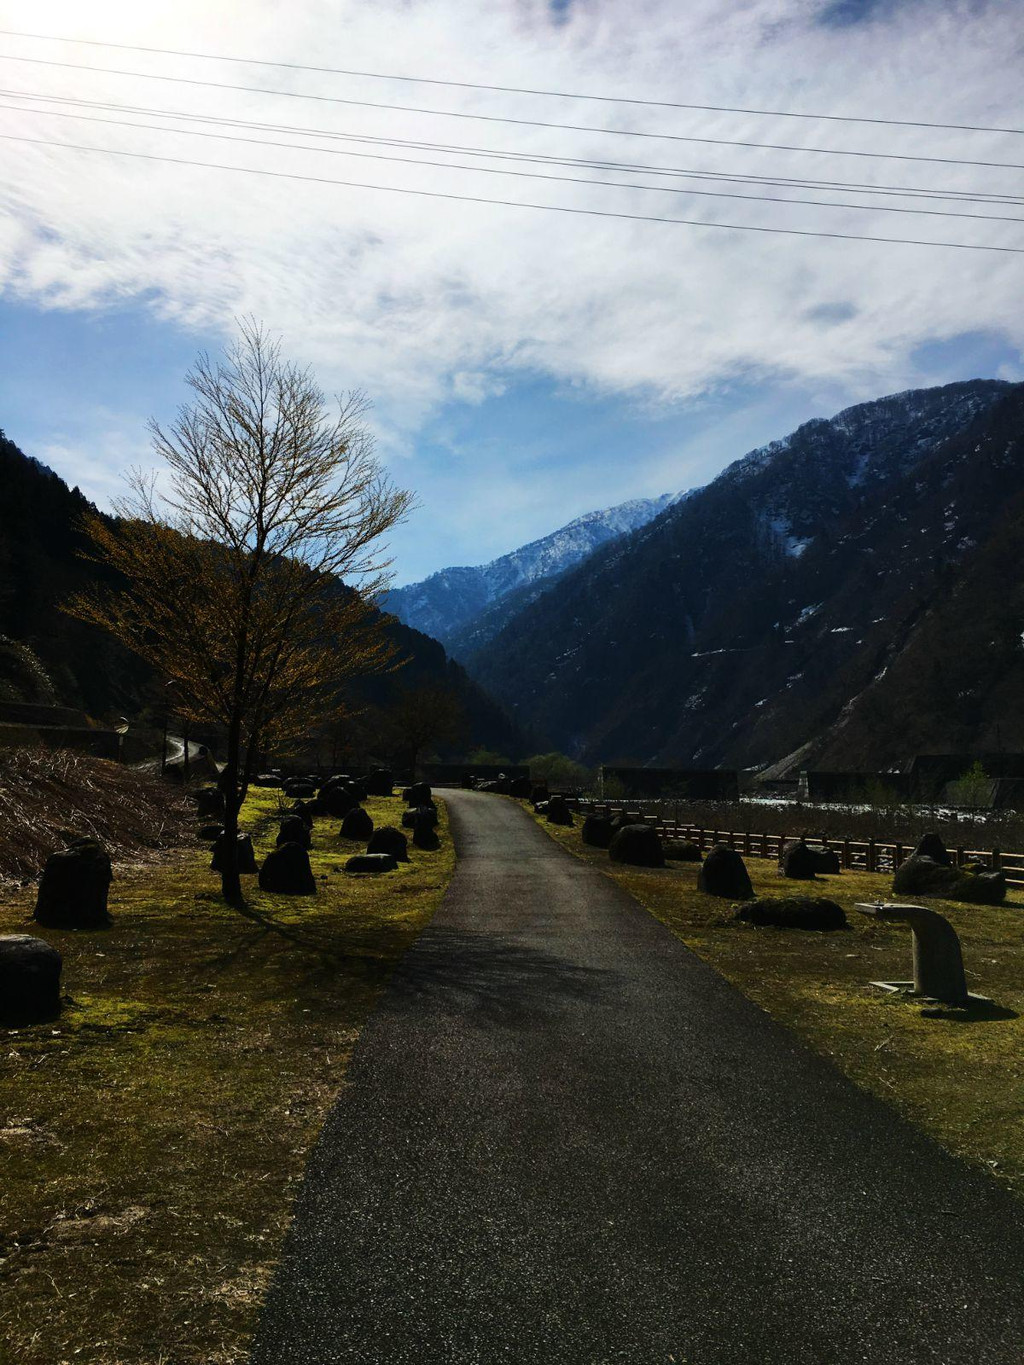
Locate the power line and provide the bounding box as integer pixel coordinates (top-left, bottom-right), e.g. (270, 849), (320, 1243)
(3, 52), (1024, 172)
(3, 129), (1021, 253)
(1, 27), (1021, 137)
(4, 98), (1021, 225)
(6, 85), (1022, 206)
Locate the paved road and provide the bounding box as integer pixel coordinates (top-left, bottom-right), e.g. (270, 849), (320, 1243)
(251, 789), (1024, 1365)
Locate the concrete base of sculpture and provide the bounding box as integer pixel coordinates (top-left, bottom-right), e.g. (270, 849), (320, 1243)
(855, 901), (987, 1007)
(867, 979), (992, 1007)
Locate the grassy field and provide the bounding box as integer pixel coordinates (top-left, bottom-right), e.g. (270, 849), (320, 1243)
(527, 803), (1024, 1197)
(0, 788), (453, 1365)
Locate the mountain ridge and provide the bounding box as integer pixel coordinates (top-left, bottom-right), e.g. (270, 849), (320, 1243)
(465, 378), (1021, 769)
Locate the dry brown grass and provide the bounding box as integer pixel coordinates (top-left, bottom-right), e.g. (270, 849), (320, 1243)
(0, 749), (194, 887)
(0, 788), (454, 1365)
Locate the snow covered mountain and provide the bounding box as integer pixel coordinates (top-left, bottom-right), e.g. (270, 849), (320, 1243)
(386, 493), (682, 654)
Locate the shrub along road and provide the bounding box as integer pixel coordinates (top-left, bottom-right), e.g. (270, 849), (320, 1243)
(253, 789), (1024, 1364)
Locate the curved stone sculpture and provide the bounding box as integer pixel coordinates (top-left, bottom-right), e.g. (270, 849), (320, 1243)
(855, 901), (970, 1006)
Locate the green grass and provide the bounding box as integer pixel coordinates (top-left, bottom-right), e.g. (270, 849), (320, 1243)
(526, 803), (1024, 1197)
(0, 790), (454, 1365)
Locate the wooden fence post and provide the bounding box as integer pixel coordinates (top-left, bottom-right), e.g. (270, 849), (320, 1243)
(843, 839), (851, 870)
(993, 846), (1002, 870)
(867, 839), (876, 873)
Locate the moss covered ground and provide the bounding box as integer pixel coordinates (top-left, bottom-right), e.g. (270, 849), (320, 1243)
(527, 802), (1024, 1198)
(0, 789), (453, 1365)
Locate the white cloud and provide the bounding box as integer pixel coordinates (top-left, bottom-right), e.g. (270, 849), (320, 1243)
(0, 0), (1022, 570)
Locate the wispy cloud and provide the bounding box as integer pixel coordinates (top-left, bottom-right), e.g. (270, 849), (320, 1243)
(0, 0), (1021, 574)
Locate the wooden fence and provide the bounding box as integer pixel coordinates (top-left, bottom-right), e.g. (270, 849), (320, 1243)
(565, 798), (1024, 887)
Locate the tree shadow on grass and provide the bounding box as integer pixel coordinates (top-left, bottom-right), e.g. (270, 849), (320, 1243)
(381, 927), (623, 1025)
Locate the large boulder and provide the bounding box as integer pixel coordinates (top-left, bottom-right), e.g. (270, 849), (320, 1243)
(193, 786), (225, 819)
(277, 816), (312, 850)
(402, 804), (438, 830)
(664, 840), (703, 862)
(403, 781), (432, 807)
(893, 854), (1006, 905)
(210, 832), (258, 874)
(412, 823), (440, 851)
(779, 839), (820, 880)
(582, 814), (615, 849)
(697, 845), (754, 900)
(319, 785), (359, 818)
(254, 774), (281, 788)
(914, 833), (952, 866)
(609, 823), (665, 868)
(282, 779), (316, 799)
(530, 784), (550, 806)
(545, 796), (573, 826)
(364, 768), (393, 797)
(0, 935), (63, 1024)
(367, 826), (409, 863)
(340, 807), (374, 841)
(34, 838), (113, 929)
(287, 801), (315, 828)
(345, 853), (398, 874)
(735, 897), (847, 931)
(198, 822), (224, 842)
(258, 843), (317, 895)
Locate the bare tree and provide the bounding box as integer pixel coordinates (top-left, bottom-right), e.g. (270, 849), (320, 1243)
(68, 320), (412, 904)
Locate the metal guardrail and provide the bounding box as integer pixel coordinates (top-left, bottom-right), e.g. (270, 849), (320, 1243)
(565, 798), (1024, 886)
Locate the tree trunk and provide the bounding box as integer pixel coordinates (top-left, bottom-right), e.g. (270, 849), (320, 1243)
(220, 713), (244, 906)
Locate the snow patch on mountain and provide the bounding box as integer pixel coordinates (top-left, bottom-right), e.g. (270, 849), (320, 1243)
(387, 492), (684, 649)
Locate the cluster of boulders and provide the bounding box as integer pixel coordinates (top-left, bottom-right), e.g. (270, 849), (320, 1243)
(892, 833), (1006, 905)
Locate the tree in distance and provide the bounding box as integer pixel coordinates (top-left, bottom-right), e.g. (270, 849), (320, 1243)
(68, 320), (413, 904)
(380, 682), (466, 773)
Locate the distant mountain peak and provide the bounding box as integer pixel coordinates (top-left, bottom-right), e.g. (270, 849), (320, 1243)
(387, 492), (683, 653)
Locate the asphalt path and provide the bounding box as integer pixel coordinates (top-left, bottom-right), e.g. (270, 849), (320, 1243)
(251, 788), (1024, 1365)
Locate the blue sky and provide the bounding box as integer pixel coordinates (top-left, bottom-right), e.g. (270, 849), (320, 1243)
(0, 0), (1022, 585)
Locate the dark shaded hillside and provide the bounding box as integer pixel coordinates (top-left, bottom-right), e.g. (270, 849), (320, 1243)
(469, 380), (1023, 770)
(0, 429), (520, 754)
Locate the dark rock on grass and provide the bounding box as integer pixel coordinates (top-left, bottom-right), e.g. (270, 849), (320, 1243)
(413, 824), (440, 851)
(545, 796), (573, 826)
(258, 842), (317, 895)
(282, 780), (317, 799)
(403, 781), (432, 807)
(198, 823), (224, 842)
(779, 839), (819, 880)
(364, 769), (393, 798)
(530, 784), (550, 806)
(319, 786), (359, 818)
(255, 774), (281, 787)
(609, 823), (665, 868)
(277, 816), (312, 851)
(402, 804), (438, 830)
(735, 896), (848, 931)
(367, 826), (409, 863)
(287, 802), (316, 828)
(893, 854), (1006, 904)
(347, 781), (368, 803)
(211, 832), (258, 874)
(698, 845), (754, 900)
(194, 786), (225, 819)
(582, 814), (615, 849)
(340, 807), (374, 841)
(345, 853), (398, 874)
(34, 838), (113, 929)
(664, 840), (702, 862)
(510, 777), (532, 799)
(0, 935), (62, 1024)
(915, 832), (952, 866)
